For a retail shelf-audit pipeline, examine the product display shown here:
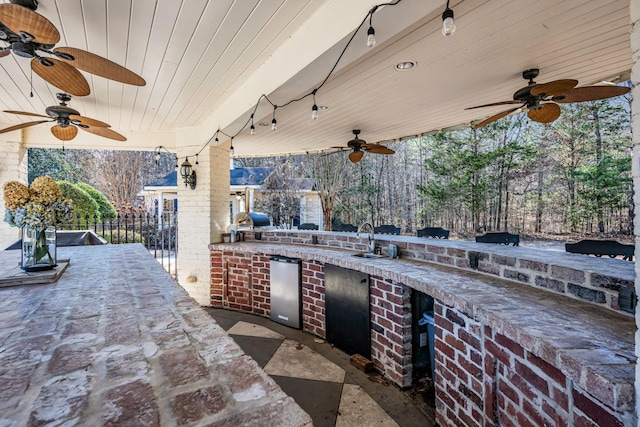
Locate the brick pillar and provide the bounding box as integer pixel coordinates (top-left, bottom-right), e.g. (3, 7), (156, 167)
(632, 0), (640, 418)
(176, 129), (230, 305)
(0, 139), (27, 247)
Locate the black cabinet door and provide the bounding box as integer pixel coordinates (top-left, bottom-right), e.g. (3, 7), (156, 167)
(324, 264), (370, 359)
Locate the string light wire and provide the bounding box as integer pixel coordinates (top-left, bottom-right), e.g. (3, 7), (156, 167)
(174, 0), (402, 162)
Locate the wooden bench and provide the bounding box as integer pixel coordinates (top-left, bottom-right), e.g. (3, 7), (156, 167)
(475, 232), (520, 246)
(374, 224), (401, 235)
(565, 239), (634, 261)
(298, 223), (319, 230)
(417, 227), (450, 239)
(333, 223), (358, 232)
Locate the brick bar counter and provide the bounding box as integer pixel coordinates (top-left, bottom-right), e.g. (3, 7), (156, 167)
(210, 231), (636, 427)
(0, 244), (311, 427)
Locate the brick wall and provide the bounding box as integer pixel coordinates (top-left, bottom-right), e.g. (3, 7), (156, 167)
(435, 301), (630, 427)
(251, 254), (271, 317)
(0, 140), (27, 248)
(241, 230), (634, 314)
(178, 141), (230, 306)
(302, 260), (325, 337)
(370, 276), (413, 387)
(210, 249), (411, 388)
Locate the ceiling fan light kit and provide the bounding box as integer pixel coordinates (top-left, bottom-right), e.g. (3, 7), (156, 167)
(467, 68), (631, 130)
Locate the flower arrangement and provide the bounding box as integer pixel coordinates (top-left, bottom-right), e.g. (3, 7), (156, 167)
(3, 176), (73, 231)
(3, 176), (73, 270)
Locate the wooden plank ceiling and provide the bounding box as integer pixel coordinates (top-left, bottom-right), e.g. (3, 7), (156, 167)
(0, 0), (632, 155)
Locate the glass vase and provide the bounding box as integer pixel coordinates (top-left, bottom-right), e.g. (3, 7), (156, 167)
(21, 226), (57, 272)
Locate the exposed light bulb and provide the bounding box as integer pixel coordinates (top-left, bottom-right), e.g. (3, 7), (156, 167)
(250, 124), (255, 135)
(442, 8), (456, 37)
(367, 26), (376, 48)
(311, 104), (318, 120)
(154, 152), (160, 162)
(271, 118), (277, 131)
(230, 144), (235, 156)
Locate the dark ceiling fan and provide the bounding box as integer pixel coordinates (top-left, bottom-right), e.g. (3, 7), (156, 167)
(328, 129), (395, 163)
(466, 68), (630, 130)
(0, 1), (145, 96)
(0, 92), (127, 141)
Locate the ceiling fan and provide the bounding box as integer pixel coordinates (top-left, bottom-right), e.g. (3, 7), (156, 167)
(329, 129), (395, 163)
(0, 92), (126, 141)
(466, 68), (631, 130)
(0, 1), (145, 97)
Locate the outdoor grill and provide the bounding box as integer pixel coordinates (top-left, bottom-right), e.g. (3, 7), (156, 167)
(233, 212), (271, 229)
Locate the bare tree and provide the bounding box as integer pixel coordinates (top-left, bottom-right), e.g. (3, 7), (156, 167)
(255, 161), (304, 228)
(87, 150), (174, 211)
(304, 152), (350, 231)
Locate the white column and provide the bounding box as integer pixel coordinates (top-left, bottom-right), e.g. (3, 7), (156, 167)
(0, 139), (27, 248)
(631, 0), (640, 417)
(176, 129), (230, 305)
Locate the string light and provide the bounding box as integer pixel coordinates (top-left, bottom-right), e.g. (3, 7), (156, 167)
(271, 107), (277, 131)
(442, 0), (456, 37)
(367, 26), (375, 48)
(311, 90), (319, 120)
(177, 1), (403, 162)
(366, 5), (378, 48)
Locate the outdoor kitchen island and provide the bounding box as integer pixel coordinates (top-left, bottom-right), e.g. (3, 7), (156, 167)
(210, 230), (636, 427)
(0, 244), (311, 427)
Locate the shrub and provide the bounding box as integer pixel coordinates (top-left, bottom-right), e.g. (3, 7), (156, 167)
(75, 183), (117, 220)
(102, 230), (143, 244)
(56, 181), (99, 223)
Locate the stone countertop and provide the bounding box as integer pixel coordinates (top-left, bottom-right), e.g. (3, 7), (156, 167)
(0, 244), (311, 427)
(211, 241), (636, 412)
(267, 230), (636, 280)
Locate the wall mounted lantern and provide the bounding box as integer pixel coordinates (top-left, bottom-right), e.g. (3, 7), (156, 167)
(180, 157), (197, 189)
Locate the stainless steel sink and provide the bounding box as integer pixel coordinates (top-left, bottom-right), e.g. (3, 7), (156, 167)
(352, 252), (383, 259)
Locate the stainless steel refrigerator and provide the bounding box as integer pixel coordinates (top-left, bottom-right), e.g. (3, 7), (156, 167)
(269, 255), (302, 329)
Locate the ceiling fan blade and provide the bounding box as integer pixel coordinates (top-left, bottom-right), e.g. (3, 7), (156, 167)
(0, 50), (10, 58)
(465, 100), (522, 110)
(348, 151), (364, 163)
(363, 144), (395, 154)
(0, 120), (48, 134)
(79, 125), (127, 141)
(472, 107), (520, 130)
(51, 125), (78, 141)
(69, 115), (110, 128)
(530, 79), (578, 97)
(54, 47), (146, 87)
(555, 85), (631, 103)
(0, 4), (60, 44)
(3, 110), (50, 119)
(527, 103), (561, 124)
(31, 58), (90, 96)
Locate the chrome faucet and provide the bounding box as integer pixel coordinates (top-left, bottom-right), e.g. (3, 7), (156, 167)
(357, 222), (375, 253)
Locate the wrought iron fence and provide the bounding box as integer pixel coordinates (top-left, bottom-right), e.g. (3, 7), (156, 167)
(59, 212), (178, 278)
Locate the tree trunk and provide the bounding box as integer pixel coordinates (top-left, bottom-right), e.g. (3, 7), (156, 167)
(591, 104), (605, 233)
(535, 169), (544, 233)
